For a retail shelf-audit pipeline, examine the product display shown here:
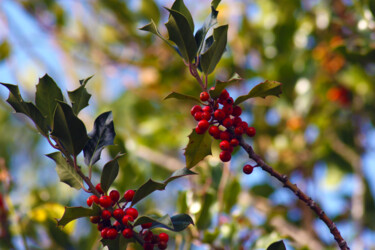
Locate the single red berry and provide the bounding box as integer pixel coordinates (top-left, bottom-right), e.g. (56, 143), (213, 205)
(143, 243), (154, 250)
(219, 151), (231, 162)
(86, 196), (94, 207)
(201, 111), (211, 121)
(92, 195), (100, 204)
(124, 190), (135, 202)
(190, 105), (202, 116)
(101, 228), (109, 239)
(232, 106), (242, 116)
(109, 190), (120, 203)
(99, 196), (113, 208)
(122, 228), (133, 239)
(142, 222), (153, 229)
(220, 131), (231, 141)
(200, 91), (210, 101)
(158, 241), (168, 250)
(198, 120), (210, 131)
(159, 233), (169, 242)
(243, 164), (254, 174)
(223, 104), (233, 115)
(230, 138), (239, 147)
(233, 117), (242, 126)
(222, 117), (233, 128)
(193, 111), (203, 121)
(122, 214), (134, 224)
(143, 230), (153, 242)
(101, 210), (112, 220)
(234, 126), (244, 135)
(246, 127), (256, 137)
(208, 126), (221, 139)
(90, 216), (101, 224)
(225, 97), (234, 105)
(202, 105), (212, 112)
(113, 208), (125, 220)
(106, 228), (118, 240)
(126, 207), (138, 220)
(240, 121), (249, 130)
(219, 89), (230, 100)
(219, 140), (231, 151)
(214, 109), (226, 121)
(195, 126), (206, 134)
(96, 183), (104, 194)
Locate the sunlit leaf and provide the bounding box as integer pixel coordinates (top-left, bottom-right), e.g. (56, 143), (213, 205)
(150, 214), (194, 232)
(131, 179), (166, 206)
(195, 6), (218, 54)
(164, 92), (202, 103)
(209, 73), (242, 98)
(184, 129), (212, 169)
(57, 206), (100, 227)
(140, 19), (174, 49)
(68, 76), (92, 115)
(234, 80), (282, 105)
(134, 214), (173, 228)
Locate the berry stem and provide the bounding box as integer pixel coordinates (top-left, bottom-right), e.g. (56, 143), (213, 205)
(189, 63), (205, 90)
(238, 137), (350, 250)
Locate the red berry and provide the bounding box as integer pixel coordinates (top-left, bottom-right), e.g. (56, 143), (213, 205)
(219, 140), (231, 151)
(200, 91), (210, 101)
(99, 196), (113, 208)
(109, 190), (120, 203)
(234, 126), (244, 135)
(142, 222), (153, 229)
(240, 121), (249, 130)
(159, 233), (169, 242)
(101, 228), (109, 239)
(143, 230), (153, 242)
(202, 105), (212, 112)
(87, 196), (94, 207)
(90, 216), (101, 224)
(113, 208), (125, 220)
(158, 241), (168, 249)
(122, 228), (133, 238)
(190, 105), (202, 116)
(106, 228), (118, 240)
(195, 126), (206, 134)
(214, 109), (226, 121)
(233, 117), (242, 126)
(122, 214), (133, 224)
(243, 164), (254, 174)
(143, 243), (154, 250)
(230, 138), (239, 147)
(97, 223), (105, 231)
(126, 208), (138, 220)
(232, 106), (242, 116)
(223, 104), (233, 115)
(101, 210), (112, 220)
(208, 126), (221, 139)
(96, 183), (104, 194)
(220, 131), (231, 141)
(198, 120), (210, 131)
(219, 151), (231, 162)
(246, 127), (256, 137)
(124, 190), (135, 202)
(194, 111), (203, 121)
(201, 111), (211, 121)
(220, 89), (229, 100)
(225, 97), (234, 105)
(222, 117), (233, 128)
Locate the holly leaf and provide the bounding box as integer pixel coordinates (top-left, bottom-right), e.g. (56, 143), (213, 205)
(234, 80), (282, 105)
(211, 0), (221, 9)
(171, 0), (194, 32)
(164, 92), (202, 103)
(267, 240), (286, 250)
(101, 236), (134, 250)
(57, 206), (100, 227)
(51, 102), (89, 156)
(200, 25), (228, 75)
(165, 8), (197, 62)
(195, 6), (218, 54)
(100, 154), (123, 193)
(68, 76), (92, 115)
(46, 152), (83, 190)
(151, 214), (194, 232)
(140, 19), (175, 49)
(209, 73), (242, 99)
(164, 167), (197, 185)
(83, 111), (116, 166)
(134, 214), (173, 229)
(0, 83), (49, 136)
(35, 74), (64, 127)
(184, 129), (212, 169)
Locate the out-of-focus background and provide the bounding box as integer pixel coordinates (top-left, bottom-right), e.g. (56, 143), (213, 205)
(0, 0), (374, 249)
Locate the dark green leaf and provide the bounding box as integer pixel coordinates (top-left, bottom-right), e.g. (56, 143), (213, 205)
(223, 177), (241, 213)
(200, 25), (228, 75)
(51, 101), (89, 156)
(35, 74), (64, 128)
(83, 111), (116, 166)
(46, 152), (83, 190)
(211, 0), (221, 9)
(267, 240), (286, 250)
(131, 179), (166, 206)
(0, 40), (11, 61)
(164, 167), (197, 185)
(101, 236), (134, 250)
(209, 73), (242, 98)
(140, 20), (174, 48)
(234, 80), (282, 105)
(150, 214), (194, 232)
(134, 214), (173, 229)
(195, 6), (218, 54)
(171, 0), (194, 32)
(196, 191), (215, 229)
(100, 154), (123, 193)
(0, 83), (49, 136)
(68, 76), (92, 115)
(57, 206), (100, 227)
(164, 92), (202, 103)
(165, 8), (197, 62)
(370, 1), (375, 17)
(184, 129), (212, 169)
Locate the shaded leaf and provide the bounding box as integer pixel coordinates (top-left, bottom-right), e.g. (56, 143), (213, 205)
(100, 154), (123, 193)
(46, 152), (83, 190)
(195, 6), (218, 54)
(209, 73), (243, 99)
(196, 191), (215, 229)
(0, 83), (49, 136)
(267, 240), (286, 250)
(164, 167), (197, 185)
(68, 76), (92, 115)
(211, 0), (221, 9)
(223, 177), (241, 213)
(234, 80), (282, 105)
(200, 25), (228, 75)
(35, 74), (64, 127)
(83, 111), (116, 166)
(150, 214), (194, 232)
(164, 92), (202, 103)
(101, 236), (134, 250)
(51, 102), (89, 156)
(57, 206), (99, 227)
(171, 0), (194, 32)
(134, 214), (173, 229)
(184, 129), (212, 169)
(140, 19), (175, 49)
(131, 179), (166, 206)
(165, 8), (197, 62)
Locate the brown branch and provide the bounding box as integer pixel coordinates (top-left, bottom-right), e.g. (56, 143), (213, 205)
(239, 138), (350, 250)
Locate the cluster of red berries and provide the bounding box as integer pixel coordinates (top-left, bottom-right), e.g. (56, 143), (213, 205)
(192, 89), (256, 164)
(87, 184), (169, 249)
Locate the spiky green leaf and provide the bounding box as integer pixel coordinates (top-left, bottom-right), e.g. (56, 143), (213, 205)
(184, 129), (212, 169)
(68, 76), (92, 115)
(234, 80), (282, 105)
